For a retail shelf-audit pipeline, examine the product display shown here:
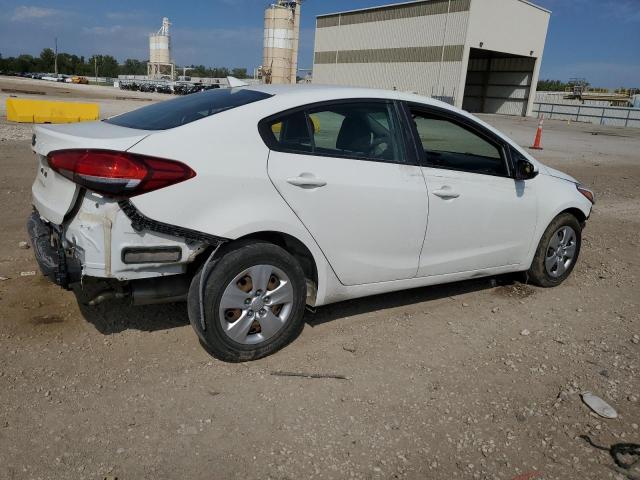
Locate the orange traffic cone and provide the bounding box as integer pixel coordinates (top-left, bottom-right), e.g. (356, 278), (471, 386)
(530, 117), (544, 150)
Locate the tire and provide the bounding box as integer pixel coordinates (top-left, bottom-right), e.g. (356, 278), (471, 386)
(188, 241), (307, 362)
(526, 213), (582, 288)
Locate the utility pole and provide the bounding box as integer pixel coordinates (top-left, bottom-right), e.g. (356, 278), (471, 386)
(94, 56), (98, 83)
(54, 37), (58, 76)
(181, 66), (194, 80)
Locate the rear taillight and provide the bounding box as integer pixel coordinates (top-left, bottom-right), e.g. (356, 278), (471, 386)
(576, 184), (595, 204)
(47, 149), (196, 197)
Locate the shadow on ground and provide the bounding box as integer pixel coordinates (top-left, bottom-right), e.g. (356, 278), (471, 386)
(77, 298), (190, 334)
(74, 274), (523, 335)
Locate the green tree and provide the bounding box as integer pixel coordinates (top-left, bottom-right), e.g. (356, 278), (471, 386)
(537, 79), (568, 92)
(231, 67), (248, 79)
(189, 64), (208, 77)
(88, 54), (120, 78)
(101, 55), (119, 77)
(15, 54), (36, 73)
(39, 48), (55, 72)
(121, 58), (147, 75)
(211, 67), (230, 78)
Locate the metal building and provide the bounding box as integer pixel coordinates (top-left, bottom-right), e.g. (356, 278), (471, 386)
(262, 1), (302, 84)
(148, 17), (175, 80)
(312, 0), (550, 116)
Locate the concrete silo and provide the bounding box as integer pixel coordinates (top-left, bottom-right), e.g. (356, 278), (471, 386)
(262, 1), (301, 84)
(148, 17), (175, 80)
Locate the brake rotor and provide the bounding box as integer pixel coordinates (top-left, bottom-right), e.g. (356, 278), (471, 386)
(268, 274), (280, 290)
(224, 309), (242, 322)
(237, 275), (253, 293)
(248, 320), (262, 335)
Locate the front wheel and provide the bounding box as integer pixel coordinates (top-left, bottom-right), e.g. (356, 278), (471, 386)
(188, 241), (307, 362)
(526, 213), (582, 287)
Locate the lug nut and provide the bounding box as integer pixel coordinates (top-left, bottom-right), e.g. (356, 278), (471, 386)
(259, 308), (267, 317)
(255, 290), (263, 297)
(263, 296), (271, 304)
(244, 298), (251, 305)
(248, 310), (254, 317)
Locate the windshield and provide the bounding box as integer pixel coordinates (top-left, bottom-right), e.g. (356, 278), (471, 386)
(104, 88), (272, 130)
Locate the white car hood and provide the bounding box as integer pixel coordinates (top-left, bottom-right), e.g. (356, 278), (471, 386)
(543, 166), (578, 184)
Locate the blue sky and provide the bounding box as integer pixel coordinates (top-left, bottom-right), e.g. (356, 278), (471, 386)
(0, 0), (638, 87)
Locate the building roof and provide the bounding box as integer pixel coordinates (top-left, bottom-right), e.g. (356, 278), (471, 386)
(316, 0), (550, 18)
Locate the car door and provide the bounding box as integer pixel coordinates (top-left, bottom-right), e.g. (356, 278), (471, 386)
(262, 100), (429, 286)
(404, 103), (538, 277)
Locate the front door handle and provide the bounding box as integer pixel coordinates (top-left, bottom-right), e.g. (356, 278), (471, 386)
(286, 174), (327, 189)
(432, 187), (460, 199)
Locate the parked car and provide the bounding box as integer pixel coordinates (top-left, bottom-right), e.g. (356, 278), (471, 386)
(28, 84), (595, 361)
(42, 75), (63, 82)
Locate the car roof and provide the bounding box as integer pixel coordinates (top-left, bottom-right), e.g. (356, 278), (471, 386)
(245, 83), (454, 110)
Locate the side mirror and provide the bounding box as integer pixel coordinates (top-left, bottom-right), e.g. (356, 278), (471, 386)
(516, 159), (538, 181)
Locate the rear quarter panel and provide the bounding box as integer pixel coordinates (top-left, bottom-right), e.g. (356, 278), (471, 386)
(125, 102), (337, 305)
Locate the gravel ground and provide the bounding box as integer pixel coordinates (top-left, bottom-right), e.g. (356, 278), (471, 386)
(0, 76), (638, 480)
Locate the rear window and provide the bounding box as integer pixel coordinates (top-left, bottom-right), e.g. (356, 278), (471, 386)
(104, 88), (272, 130)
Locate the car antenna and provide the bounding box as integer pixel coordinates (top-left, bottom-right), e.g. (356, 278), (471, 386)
(227, 76), (249, 88)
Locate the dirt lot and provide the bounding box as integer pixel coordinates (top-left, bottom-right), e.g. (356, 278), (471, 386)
(0, 76), (639, 480)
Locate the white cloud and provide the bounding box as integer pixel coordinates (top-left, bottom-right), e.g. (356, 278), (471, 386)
(82, 25), (125, 36)
(106, 11), (147, 21)
(11, 6), (59, 22)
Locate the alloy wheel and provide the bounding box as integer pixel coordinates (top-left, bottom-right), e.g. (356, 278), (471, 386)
(544, 226), (577, 278)
(218, 264), (294, 345)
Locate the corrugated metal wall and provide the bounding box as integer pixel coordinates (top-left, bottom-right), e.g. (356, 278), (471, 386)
(462, 54), (536, 115)
(313, 1), (470, 102)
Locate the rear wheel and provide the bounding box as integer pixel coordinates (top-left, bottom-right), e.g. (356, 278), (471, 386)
(188, 241), (307, 362)
(526, 213), (582, 287)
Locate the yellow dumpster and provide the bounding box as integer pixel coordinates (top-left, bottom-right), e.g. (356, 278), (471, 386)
(6, 98), (99, 124)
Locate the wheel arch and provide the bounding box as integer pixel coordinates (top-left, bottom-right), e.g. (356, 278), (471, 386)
(558, 207), (587, 225)
(234, 231), (318, 282)
(525, 202), (590, 270)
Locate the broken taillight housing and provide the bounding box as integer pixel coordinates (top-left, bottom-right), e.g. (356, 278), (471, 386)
(576, 184), (595, 204)
(47, 149), (196, 197)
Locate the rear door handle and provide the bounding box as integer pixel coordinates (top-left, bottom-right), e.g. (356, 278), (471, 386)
(432, 188), (460, 199)
(286, 175), (327, 189)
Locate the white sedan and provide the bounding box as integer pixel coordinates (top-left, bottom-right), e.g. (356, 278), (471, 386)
(28, 83), (595, 361)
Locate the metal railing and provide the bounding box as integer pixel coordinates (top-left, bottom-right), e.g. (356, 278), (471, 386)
(533, 102), (640, 128)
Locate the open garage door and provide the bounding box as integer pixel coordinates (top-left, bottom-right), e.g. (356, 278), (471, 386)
(462, 48), (536, 116)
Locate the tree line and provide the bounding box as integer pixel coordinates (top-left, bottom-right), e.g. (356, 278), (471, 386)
(537, 79), (638, 93)
(0, 48), (248, 79)
(536, 79), (570, 91)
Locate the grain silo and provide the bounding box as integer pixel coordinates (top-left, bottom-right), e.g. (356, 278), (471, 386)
(148, 17), (175, 79)
(262, 1), (301, 84)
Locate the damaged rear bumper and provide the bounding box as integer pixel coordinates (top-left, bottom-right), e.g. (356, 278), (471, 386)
(28, 192), (224, 288)
(26, 211), (81, 289)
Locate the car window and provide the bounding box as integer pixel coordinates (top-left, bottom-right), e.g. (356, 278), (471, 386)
(410, 110), (507, 176)
(263, 102), (405, 163)
(308, 103), (404, 163)
(269, 111), (313, 153)
(105, 88), (272, 131)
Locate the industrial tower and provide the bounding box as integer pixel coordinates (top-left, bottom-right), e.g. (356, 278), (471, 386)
(148, 17), (176, 80)
(262, 1), (302, 84)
